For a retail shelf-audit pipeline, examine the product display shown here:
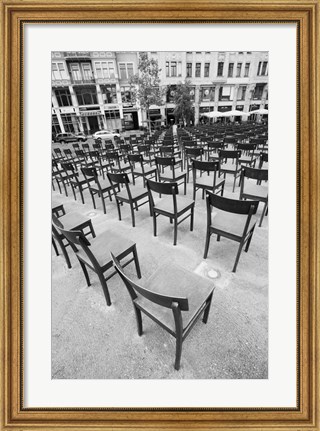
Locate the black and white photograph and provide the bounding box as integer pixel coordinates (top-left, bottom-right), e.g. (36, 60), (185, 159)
(51, 50), (269, 379)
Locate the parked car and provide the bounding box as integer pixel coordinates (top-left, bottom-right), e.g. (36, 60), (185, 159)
(93, 129), (121, 140)
(55, 132), (87, 144)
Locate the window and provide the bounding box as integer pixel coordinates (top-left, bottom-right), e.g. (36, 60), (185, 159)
(74, 87), (98, 105)
(257, 61), (268, 76)
(228, 63), (234, 77)
(101, 84), (117, 104)
(52, 62), (69, 80)
(55, 89), (72, 107)
(171, 61), (177, 77)
(236, 63), (242, 77)
(81, 63), (94, 82)
(244, 63), (250, 77)
(186, 63), (192, 77)
(60, 114), (76, 133)
(219, 85), (233, 101)
(195, 63), (201, 77)
(121, 86), (132, 103)
(204, 63), (210, 77)
(237, 85), (247, 101)
(69, 63), (82, 82)
(217, 62), (224, 76)
(166, 61), (182, 77)
(95, 61), (115, 79)
(201, 86), (215, 101)
(166, 62), (170, 77)
(118, 62), (134, 80)
(253, 84), (265, 100)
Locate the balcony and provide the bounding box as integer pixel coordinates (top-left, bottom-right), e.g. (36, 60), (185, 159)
(70, 77), (95, 85)
(64, 51), (91, 59)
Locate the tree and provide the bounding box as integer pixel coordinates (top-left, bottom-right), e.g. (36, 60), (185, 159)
(173, 80), (194, 126)
(129, 52), (165, 130)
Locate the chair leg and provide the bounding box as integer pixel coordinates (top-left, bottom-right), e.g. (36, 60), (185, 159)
(203, 229), (211, 259)
(55, 237), (71, 269)
(79, 187), (85, 204)
(193, 186), (196, 201)
(153, 214), (157, 237)
(134, 305), (143, 335)
(91, 193), (96, 210)
(174, 331), (183, 371)
(116, 199), (122, 221)
(232, 175), (236, 193)
(132, 244), (142, 279)
(259, 202), (268, 227)
(130, 203), (136, 227)
(79, 260), (91, 287)
(190, 207), (194, 231)
(232, 242), (246, 273)
(97, 272), (111, 306)
(52, 237), (59, 256)
(203, 291), (213, 323)
(184, 177), (186, 195)
(101, 195), (107, 214)
(245, 230), (255, 252)
(71, 184), (77, 202)
(173, 217), (178, 246)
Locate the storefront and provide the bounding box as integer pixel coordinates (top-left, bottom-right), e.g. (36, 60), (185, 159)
(104, 107), (121, 131)
(79, 109), (104, 134)
(122, 109), (139, 130)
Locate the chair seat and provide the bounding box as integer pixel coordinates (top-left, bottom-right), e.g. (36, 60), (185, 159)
(90, 178), (112, 192)
(154, 195), (194, 216)
(195, 175), (224, 189)
(58, 212), (91, 231)
(242, 181), (268, 199)
(76, 230), (135, 270)
(117, 185), (149, 201)
(132, 165), (156, 175)
(135, 262), (214, 333)
(220, 162), (241, 172)
(211, 208), (256, 237)
(159, 166), (186, 181)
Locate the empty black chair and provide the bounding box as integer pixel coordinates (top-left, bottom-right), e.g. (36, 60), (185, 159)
(128, 153), (157, 187)
(147, 179), (195, 246)
(204, 191), (259, 272)
(53, 220), (141, 306)
(239, 166), (268, 227)
(111, 253), (215, 370)
(107, 172), (150, 227)
(192, 159), (225, 200)
(155, 156), (187, 195)
(81, 166), (114, 214)
(218, 149), (242, 192)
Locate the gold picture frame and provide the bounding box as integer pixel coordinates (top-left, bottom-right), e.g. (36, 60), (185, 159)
(1, 0), (319, 429)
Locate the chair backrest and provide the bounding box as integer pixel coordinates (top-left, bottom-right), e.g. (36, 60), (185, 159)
(155, 156), (176, 167)
(72, 143), (80, 150)
(218, 149), (241, 160)
(81, 166), (101, 190)
(241, 166), (268, 182)
(207, 141), (224, 150)
(93, 143), (102, 151)
(75, 149), (85, 158)
(54, 148), (62, 157)
(128, 153), (143, 164)
(147, 178), (178, 196)
(82, 143), (90, 151)
(63, 149), (73, 158)
(61, 161), (75, 174)
(111, 252), (189, 311)
(107, 171), (130, 187)
(185, 147), (203, 159)
(237, 143), (256, 152)
(206, 191), (259, 215)
(192, 159), (220, 173)
(53, 218), (103, 271)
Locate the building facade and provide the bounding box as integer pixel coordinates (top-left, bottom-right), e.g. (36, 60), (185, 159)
(51, 51), (268, 136)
